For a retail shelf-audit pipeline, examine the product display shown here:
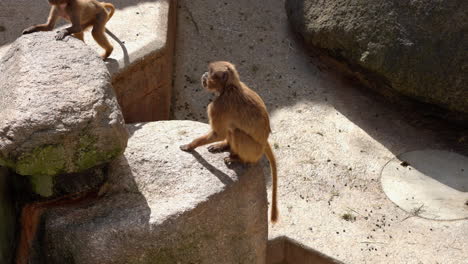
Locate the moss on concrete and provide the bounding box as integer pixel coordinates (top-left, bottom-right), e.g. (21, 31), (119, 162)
(0, 156), (15, 169)
(29, 174), (55, 197)
(16, 145), (66, 176)
(75, 135), (123, 171)
(4, 135), (123, 178)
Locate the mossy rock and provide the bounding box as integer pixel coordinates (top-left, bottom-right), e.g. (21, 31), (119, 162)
(0, 32), (129, 179)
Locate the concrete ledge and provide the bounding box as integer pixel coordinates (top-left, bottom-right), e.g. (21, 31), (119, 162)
(38, 121), (268, 264)
(0, 0), (177, 123)
(107, 0), (177, 123)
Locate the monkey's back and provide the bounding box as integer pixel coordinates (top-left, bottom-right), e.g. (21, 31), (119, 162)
(213, 83), (271, 145)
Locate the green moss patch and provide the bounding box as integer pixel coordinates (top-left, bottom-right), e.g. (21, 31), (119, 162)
(75, 135), (123, 171)
(29, 174), (55, 197)
(16, 145), (66, 176)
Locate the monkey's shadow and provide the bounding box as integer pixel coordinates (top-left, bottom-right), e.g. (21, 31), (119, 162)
(188, 149), (273, 187)
(189, 150), (252, 185)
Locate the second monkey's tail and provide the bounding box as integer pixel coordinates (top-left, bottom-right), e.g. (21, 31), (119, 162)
(103, 3), (115, 20)
(265, 142), (279, 223)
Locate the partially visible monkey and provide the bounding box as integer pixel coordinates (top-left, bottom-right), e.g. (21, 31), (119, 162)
(22, 0), (115, 59)
(180, 61), (279, 222)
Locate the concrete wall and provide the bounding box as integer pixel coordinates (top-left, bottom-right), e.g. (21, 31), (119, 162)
(112, 0), (178, 123)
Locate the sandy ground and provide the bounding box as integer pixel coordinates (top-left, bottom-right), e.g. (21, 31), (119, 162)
(171, 0), (468, 263)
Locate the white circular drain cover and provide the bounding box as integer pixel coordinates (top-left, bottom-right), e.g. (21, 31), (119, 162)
(381, 150), (468, 220)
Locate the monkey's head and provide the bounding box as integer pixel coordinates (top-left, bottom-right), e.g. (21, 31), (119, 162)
(48, 0), (68, 5)
(202, 61), (240, 93)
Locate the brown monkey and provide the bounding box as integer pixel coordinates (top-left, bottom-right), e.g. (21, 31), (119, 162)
(22, 0), (115, 59)
(180, 61), (279, 222)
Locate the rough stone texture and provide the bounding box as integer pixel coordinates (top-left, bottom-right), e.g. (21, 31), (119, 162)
(0, 32), (128, 178)
(0, 0), (177, 123)
(38, 121), (268, 264)
(285, 0), (468, 115)
(172, 1), (468, 263)
(0, 167), (15, 264)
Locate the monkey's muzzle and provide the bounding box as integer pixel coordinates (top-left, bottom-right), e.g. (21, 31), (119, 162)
(201, 72), (209, 88)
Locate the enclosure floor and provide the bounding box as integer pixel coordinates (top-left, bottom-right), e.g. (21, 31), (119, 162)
(171, 0), (468, 263)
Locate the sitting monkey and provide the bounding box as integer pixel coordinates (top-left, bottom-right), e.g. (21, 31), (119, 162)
(181, 61), (279, 222)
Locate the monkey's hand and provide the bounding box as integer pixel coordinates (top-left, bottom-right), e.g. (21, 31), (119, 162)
(201, 72), (209, 88)
(179, 144), (194, 152)
(55, 30), (69, 40)
(22, 27), (36, 35)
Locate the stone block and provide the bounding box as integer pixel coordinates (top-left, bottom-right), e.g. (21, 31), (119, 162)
(39, 121), (268, 264)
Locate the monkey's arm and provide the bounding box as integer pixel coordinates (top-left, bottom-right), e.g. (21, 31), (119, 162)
(23, 7), (59, 34)
(55, 6), (82, 40)
(180, 131), (222, 151)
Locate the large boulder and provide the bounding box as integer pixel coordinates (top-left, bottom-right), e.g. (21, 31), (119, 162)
(36, 121), (268, 264)
(286, 0), (468, 115)
(0, 32), (128, 178)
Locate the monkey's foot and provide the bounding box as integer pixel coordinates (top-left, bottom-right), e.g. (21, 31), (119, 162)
(207, 142), (230, 153)
(22, 27), (35, 35)
(55, 30), (67, 40)
(224, 155), (241, 166)
(100, 48), (113, 60)
(179, 144), (193, 152)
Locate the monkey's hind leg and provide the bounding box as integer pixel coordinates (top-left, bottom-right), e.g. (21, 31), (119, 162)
(208, 140), (230, 153)
(229, 128), (264, 163)
(91, 15), (113, 59)
(73, 32), (84, 41)
(73, 22), (92, 42)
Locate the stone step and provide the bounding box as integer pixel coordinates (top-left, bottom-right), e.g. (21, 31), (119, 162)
(0, 0), (177, 123)
(33, 121), (268, 264)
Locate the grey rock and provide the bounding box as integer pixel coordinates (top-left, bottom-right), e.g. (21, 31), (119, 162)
(0, 32), (128, 178)
(286, 0), (468, 115)
(39, 121), (268, 264)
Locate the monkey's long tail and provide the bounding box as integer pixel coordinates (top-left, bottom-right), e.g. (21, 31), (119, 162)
(103, 3), (116, 20)
(265, 142), (278, 223)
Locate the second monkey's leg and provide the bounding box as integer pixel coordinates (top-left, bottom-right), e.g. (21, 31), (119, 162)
(91, 14), (113, 59)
